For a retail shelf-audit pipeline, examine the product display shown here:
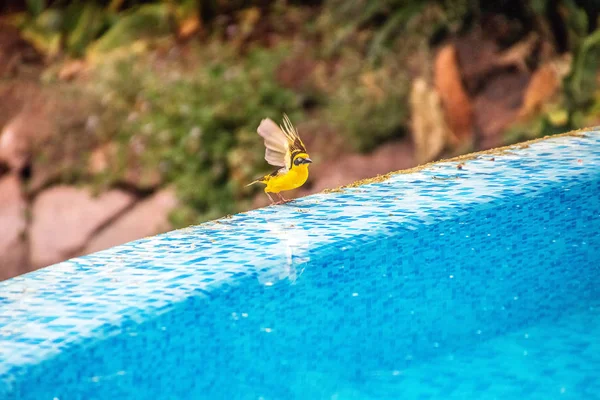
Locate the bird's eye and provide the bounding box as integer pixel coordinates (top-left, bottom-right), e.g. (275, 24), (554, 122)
(294, 157), (303, 166)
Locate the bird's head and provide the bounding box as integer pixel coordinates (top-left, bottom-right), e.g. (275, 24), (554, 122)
(292, 152), (312, 169)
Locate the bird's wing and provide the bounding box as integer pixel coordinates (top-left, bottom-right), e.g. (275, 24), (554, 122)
(258, 114), (307, 170)
(280, 114), (307, 156)
(257, 118), (290, 168)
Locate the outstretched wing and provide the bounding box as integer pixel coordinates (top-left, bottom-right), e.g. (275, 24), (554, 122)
(279, 114), (307, 158)
(257, 118), (289, 168)
(257, 114), (306, 170)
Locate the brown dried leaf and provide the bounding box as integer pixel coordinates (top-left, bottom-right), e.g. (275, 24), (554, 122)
(518, 65), (559, 119)
(178, 15), (201, 40)
(518, 54), (572, 120)
(58, 60), (86, 81)
(434, 44), (472, 146)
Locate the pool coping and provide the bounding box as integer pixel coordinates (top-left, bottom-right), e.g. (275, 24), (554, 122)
(1, 127), (599, 393)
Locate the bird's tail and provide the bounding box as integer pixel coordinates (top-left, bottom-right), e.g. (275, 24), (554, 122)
(245, 179), (263, 187)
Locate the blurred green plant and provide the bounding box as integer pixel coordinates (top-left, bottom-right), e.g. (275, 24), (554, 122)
(11, 1), (192, 58)
(315, 0), (466, 152)
(318, 0), (473, 64)
(563, 27), (600, 127)
(505, 0), (600, 143)
(321, 49), (411, 152)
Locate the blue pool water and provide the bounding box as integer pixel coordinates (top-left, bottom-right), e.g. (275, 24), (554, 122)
(1, 131), (599, 399)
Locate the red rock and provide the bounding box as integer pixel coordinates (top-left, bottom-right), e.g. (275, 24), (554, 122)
(0, 111), (37, 171)
(0, 174), (28, 280)
(30, 186), (136, 268)
(83, 188), (178, 255)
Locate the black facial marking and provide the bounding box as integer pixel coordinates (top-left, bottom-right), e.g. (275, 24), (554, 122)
(294, 157), (304, 166)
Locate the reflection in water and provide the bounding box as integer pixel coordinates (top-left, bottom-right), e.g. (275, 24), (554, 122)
(256, 222), (311, 286)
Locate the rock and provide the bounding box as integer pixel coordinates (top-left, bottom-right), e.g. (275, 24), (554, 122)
(0, 174), (28, 280)
(434, 44), (473, 146)
(30, 186), (136, 268)
(0, 108), (53, 171)
(83, 188), (178, 255)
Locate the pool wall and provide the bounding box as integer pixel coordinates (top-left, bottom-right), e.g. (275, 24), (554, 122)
(1, 129), (599, 399)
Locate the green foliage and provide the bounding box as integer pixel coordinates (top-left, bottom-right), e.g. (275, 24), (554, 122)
(25, 0), (45, 17)
(66, 3), (107, 57)
(564, 29), (600, 118)
(88, 42), (302, 226)
(13, 1), (182, 57)
(323, 50), (410, 152)
(318, 0), (473, 63)
(88, 3), (172, 56)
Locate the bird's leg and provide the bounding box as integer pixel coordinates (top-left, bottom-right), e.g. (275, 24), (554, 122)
(265, 192), (278, 205)
(277, 192), (290, 204)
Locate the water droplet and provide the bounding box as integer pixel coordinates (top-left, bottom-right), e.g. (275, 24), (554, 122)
(392, 370), (401, 376)
(352, 293), (359, 297)
(476, 330), (482, 335)
(449, 275), (454, 279)
(242, 313), (248, 318)
(262, 327), (273, 333)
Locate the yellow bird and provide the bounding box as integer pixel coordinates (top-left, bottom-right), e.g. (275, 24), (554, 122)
(247, 114), (312, 204)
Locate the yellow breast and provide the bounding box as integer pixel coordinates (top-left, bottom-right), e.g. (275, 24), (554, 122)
(265, 165), (309, 193)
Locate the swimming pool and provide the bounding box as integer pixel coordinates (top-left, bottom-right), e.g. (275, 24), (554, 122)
(1, 129), (599, 399)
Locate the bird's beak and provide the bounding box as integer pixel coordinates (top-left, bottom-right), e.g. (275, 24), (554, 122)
(303, 158), (313, 164)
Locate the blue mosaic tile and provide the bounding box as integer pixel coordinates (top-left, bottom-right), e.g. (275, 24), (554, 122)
(1, 130), (600, 399)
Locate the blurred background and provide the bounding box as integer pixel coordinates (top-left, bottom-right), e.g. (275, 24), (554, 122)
(0, 0), (599, 280)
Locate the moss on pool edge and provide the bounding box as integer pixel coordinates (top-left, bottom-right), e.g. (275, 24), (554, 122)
(321, 128), (595, 194)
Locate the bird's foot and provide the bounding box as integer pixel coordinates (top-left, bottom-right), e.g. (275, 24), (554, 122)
(277, 193), (291, 204)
